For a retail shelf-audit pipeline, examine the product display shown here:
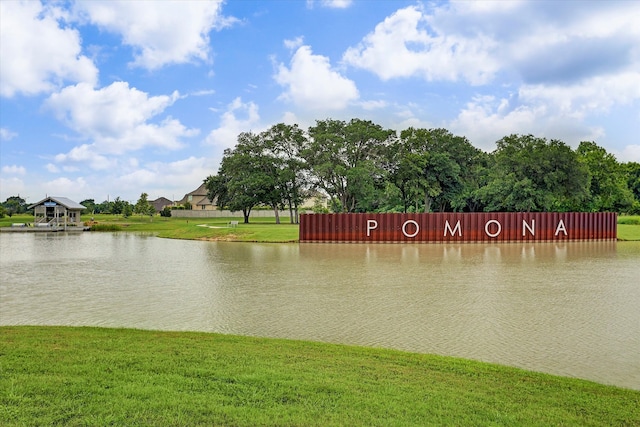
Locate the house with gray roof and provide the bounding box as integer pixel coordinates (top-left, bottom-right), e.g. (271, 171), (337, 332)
(28, 196), (86, 228)
(178, 183), (216, 210)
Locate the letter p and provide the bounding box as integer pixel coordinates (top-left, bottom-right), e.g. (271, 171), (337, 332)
(367, 219), (378, 237)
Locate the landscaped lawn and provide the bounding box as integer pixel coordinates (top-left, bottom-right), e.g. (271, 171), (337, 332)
(1, 326), (638, 426)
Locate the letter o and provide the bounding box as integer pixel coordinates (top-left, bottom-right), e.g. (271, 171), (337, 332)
(485, 219), (502, 238)
(402, 220), (420, 238)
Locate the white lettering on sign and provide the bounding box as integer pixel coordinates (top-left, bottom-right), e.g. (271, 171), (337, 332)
(363, 216), (571, 240)
(366, 219), (378, 237)
(444, 220), (462, 237)
(485, 219), (502, 237)
(523, 219), (535, 236)
(402, 220), (420, 238)
(555, 219), (568, 236)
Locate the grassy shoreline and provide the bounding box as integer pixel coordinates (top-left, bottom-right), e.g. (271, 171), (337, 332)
(1, 326), (639, 426)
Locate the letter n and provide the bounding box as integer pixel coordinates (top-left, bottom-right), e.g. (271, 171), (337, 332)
(444, 220), (462, 237)
(522, 219), (535, 236)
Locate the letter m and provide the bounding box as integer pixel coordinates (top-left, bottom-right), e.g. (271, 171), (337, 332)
(444, 220), (462, 237)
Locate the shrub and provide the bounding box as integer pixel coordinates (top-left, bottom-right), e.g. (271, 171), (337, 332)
(90, 224), (122, 232)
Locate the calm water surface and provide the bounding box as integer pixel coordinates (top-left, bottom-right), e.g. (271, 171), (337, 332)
(1, 232), (639, 390)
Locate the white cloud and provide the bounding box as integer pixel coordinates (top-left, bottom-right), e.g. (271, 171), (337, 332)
(275, 45), (359, 110)
(75, 1), (235, 70)
(342, 5), (499, 84)
(0, 177), (25, 200)
(53, 144), (116, 171)
(360, 100), (388, 111)
(46, 163), (60, 173)
(519, 72), (640, 117)
(0, 128), (18, 141)
(42, 177), (90, 198)
(306, 0), (353, 9)
(45, 82), (198, 171)
(205, 97), (261, 148)
(116, 157), (215, 200)
(619, 145), (640, 163)
(1, 165), (26, 176)
(0, 1), (98, 97)
(449, 94), (606, 151)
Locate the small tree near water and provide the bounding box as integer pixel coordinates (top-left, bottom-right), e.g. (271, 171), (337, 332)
(134, 193), (155, 219)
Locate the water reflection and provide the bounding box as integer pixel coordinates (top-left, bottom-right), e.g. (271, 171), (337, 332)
(1, 233), (638, 390)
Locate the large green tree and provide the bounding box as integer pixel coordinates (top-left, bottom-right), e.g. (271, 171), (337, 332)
(261, 123), (309, 223)
(305, 118), (396, 212)
(623, 162), (640, 214)
(389, 128), (481, 212)
(134, 193), (155, 217)
(205, 132), (279, 223)
(2, 196), (28, 216)
(576, 141), (634, 212)
(479, 135), (588, 212)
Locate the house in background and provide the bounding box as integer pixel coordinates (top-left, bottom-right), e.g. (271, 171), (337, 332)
(28, 196), (86, 228)
(178, 183), (216, 210)
(149, 197), (173, 213)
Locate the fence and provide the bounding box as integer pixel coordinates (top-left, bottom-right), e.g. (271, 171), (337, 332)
(299, 212), (617, 243)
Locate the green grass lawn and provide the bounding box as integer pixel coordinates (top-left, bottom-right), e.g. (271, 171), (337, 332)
(1, 326), (638, 426)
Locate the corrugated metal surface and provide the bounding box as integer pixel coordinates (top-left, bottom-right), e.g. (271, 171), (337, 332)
(299, 212), (617, 243)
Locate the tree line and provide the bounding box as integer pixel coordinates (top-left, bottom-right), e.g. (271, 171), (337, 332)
(204, 119), (640, 223)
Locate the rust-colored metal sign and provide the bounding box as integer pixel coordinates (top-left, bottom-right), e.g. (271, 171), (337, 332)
(299, 212), (617, 243)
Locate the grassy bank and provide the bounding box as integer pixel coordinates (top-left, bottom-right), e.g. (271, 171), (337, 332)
(2, 213), (640, 241)
(1, 326), (638, 426)
(84, 214), (300, 241)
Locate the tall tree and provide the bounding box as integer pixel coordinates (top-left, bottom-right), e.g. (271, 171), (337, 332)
(262, 123), (309, 224)
(576, 141), (634, 212)
(80, 199), (97, 214)
(205, 132), (278, 223)
(305, 118), (396, 212)
(623, 162), (640, 214)
(479, 135), (588, 212)
(2, 196), (28, 216)
(134, 193), (154, 217)
(392, 128), (482, 212)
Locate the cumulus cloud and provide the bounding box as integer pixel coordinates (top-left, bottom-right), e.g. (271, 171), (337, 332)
(0, 177), (25, 200)
(45, 82), (198, 168)
(344, 2), (640, 151)
(205, 97), (261, 148)
(115, 156), (216, 199)
(449, 94), (606, 151)
(342, 5), (499, 84)
(344, 2), (640, 91)
(1, 165), (26, 176)
(275, 45), (359, 110)
(74, 1), (235, 70)
(0, 1), (98, 97)
(619, 145), (640, 163)
(42, 177), (90, 200)
(0, 128), (18, 141)
(306, 0), (353, 9)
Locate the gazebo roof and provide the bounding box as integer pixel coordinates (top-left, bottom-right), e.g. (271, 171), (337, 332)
(28, 196), (86, 210)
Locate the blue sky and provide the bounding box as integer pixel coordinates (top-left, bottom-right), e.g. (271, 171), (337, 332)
(1, 0), (639, 204)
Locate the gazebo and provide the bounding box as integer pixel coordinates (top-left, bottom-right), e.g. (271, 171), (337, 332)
(28, 196), (86, 229)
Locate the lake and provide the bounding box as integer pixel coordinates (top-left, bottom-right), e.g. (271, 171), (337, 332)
(1, 232), (639, 390)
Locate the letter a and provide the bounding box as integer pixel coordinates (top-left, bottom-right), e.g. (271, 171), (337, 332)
(555, 219), (568, 236)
